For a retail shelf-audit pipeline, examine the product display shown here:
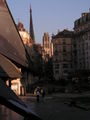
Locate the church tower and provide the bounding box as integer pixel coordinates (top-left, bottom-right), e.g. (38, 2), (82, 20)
(42, 32), (51, 59)
(30, 5), (35, 43)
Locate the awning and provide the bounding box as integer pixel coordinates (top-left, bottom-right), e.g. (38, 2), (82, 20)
(0, 53), (21, 78)
(0, 0), (29, 67)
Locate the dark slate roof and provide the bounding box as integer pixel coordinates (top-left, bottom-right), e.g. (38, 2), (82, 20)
(0, 0), (6, 7)
(52, 29), (74, 38)
(0, 0), (29, 67)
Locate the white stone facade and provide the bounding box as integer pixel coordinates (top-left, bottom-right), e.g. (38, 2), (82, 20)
(42, 32), (52, 59)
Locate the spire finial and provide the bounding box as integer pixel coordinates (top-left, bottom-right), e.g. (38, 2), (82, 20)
(30, 4), (32, 13)
(29, 4), (35, 43)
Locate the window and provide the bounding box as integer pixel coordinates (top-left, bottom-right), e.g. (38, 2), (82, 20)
(86, 43), (88, 50)
(63, 46), (66, 52)
(63, 64), (68, 68)
(55, 64), (59, 69)
(55, 70), (59, 74)
(63, 55), (67, 61)
(63, 39), (66, 44)
(89, 36), (90, 40)
(63, 70), (68, 73)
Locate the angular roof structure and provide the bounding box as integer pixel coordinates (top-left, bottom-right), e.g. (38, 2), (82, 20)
(0, 53), (21, 78)
(52, 29), (74, 38)
(0, 0), (29, 67)
(0, 1), (41, 119)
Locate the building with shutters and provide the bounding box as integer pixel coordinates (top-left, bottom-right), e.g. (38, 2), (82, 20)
(52, 29), (73, 80)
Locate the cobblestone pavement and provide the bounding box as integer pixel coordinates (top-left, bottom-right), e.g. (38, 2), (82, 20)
(21, 93), (90, 120)
(0, 105), (23, 120)
(0, 93), (90, 120)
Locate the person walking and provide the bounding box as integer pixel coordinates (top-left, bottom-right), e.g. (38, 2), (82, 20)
(41, 88), (45, 102)
(36, 89), (40, 102)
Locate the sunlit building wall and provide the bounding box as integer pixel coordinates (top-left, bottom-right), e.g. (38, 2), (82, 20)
(11, 79), (21, 95)
(6, 68), (22, 95)
(18, 22), (36, 90)
(10, 22), (34, 95)
(42, 32), (52, 59)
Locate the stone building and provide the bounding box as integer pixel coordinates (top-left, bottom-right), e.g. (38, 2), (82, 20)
(72, 12), (90, 71)
(0, 0), (29, 95)
(52, 29), (73, 80)
(42, 32), (52, 60)
(17, 22), (33, 47)
(10, 22), (33, 95)
(71, 11), (90, 83)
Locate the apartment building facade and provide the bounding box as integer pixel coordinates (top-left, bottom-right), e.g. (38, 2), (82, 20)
(52, 29), (73, 80)
(72, 12), (90, 73)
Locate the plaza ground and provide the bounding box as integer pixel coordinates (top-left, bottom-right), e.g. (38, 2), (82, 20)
(0, 92), (90, 120)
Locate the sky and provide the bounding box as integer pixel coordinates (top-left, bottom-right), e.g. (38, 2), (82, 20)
(6, 0), (90, 44)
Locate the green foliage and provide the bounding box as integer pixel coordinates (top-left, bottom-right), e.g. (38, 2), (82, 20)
(29, 44), (43, 78)
(44, 58), (53, 81)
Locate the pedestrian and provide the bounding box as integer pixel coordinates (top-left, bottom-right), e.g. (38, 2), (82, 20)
(41, 88), (45, 102)
(36, 89), (40, 102)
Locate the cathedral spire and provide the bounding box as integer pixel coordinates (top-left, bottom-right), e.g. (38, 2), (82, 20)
(30, 5), (35, 43)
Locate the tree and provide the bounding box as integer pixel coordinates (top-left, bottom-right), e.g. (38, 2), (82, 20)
(44, 57), (53, 82)
(29, 44), (43, 79)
